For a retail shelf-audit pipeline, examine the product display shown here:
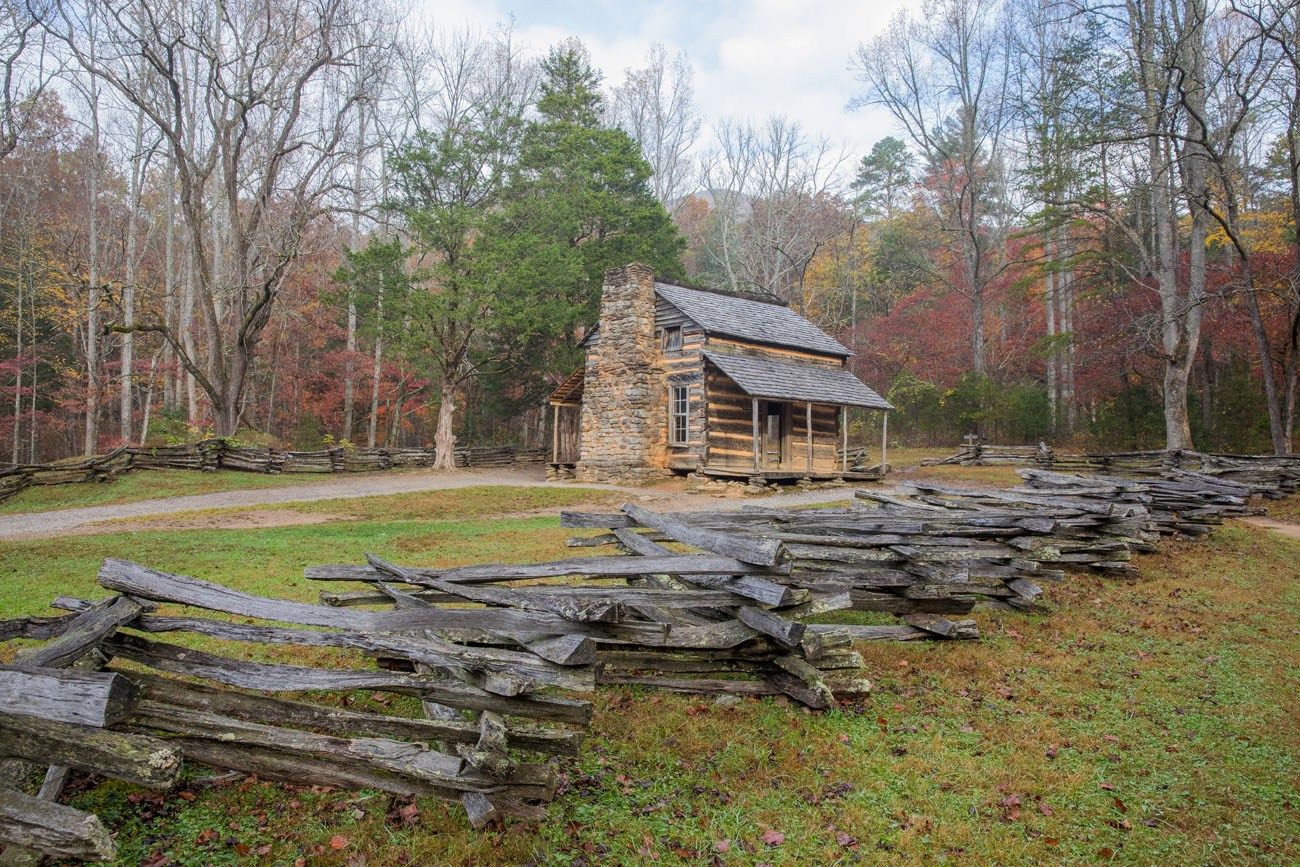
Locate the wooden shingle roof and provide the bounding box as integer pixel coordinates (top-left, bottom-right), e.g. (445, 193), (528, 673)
(703, 350), (893, 410)
(654, 282), (851, 357)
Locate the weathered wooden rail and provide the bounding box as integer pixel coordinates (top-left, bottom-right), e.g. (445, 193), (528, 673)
(3, 466), (1295, 860)
(0, 442), (548, 502)
(0, 504), (879, 859)
(928, 443), (1300, 496)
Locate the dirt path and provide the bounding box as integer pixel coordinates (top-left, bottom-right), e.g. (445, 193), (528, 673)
(0, 468), (862, 540)
(1239, 516), (1300, 540)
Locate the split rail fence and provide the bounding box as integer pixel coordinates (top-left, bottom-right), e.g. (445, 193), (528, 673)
(3, 455), (1299, 860)
(930, 441), (1300, 488)
(0, 442), (547, 503)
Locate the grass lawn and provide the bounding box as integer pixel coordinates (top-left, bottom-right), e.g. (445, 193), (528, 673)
(0, 468), (348, 515)
(1, 488), (1298, 865)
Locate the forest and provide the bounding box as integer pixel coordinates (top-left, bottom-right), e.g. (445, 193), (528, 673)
(1, 0), (1298, 468)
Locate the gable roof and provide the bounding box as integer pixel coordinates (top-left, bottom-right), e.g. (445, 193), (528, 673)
(704, 350), (893, 410)
(654, 282), (851, 357)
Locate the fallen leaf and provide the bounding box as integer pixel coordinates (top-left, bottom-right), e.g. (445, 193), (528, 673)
(1112, 797), (1127, 813)
(1098, 846), (1115, 859)
(195, 829), (218, 846)
(713, 840), (730, 853)
(760, 828), (785, 846)
(835, 830), (858, 848)
(329, 835), (349, 851)
(1038, 800), (1054, 817)
(999, 793), (1022, 822)
(1099, 782), (1116, 791)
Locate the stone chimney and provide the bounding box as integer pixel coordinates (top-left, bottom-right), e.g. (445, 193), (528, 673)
(575, 263), (665, 483)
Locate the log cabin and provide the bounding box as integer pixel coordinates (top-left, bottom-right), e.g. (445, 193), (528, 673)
(548, 263), (892, 484)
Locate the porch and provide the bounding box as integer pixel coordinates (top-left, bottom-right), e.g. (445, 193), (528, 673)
(700, 351), (892, 482)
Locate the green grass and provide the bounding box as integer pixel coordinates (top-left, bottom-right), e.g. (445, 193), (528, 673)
(0, 468), (346, 515)
(1, 487), (1298, 865)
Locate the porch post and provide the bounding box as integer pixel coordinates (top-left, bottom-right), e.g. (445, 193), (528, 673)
(751, 397), (760, 471)
(551, 404), (560, 463)
(880, 411), (889, 474)
(841, 405), (848, 472)
(805, 402), (813, 472)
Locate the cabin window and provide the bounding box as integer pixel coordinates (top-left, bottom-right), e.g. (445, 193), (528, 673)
(669, 385), (689, 445)
(662, 326), (683, 352)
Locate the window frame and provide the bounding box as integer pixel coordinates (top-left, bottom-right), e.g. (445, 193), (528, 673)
(668, 384), (690, 446)
(662, 325), (683, 353)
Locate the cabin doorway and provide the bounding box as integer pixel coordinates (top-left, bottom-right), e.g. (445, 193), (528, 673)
(762, 401), (787, 468)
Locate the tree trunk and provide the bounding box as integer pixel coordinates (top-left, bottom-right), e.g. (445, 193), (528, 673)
(11, 272), (21, 464)
(84, 71), (101, 457)
(1238, 257), (1287, 453)
(1056, 226), (1077, 434)
(965, 240), (985, 375)
(367, 288), (385, 448)
(433, 388), (457, 471)
(140, 350), (160, 443)
(343, 300), (356, 439)
(1045, 236), (1057, 432)
(120, 107), (145, 444)
(162, 158), (176, 412)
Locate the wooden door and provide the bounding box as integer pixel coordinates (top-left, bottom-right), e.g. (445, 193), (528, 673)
(763, 402), (786, 468)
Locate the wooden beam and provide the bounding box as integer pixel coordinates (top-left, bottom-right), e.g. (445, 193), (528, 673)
(842, 406), (848, 472)
(620, 503), (786, 567)
(751, 398), (760, 471)
(551, 404), (559, 464)
(0, 788), (114, 862)
(806, 402), (813, 472)
(881, 411), (889, 473)
(0, 710), (180, 790)
(0, 668), (138, 728)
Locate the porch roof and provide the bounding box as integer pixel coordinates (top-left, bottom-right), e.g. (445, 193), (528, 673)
(703, 350), (893, 411)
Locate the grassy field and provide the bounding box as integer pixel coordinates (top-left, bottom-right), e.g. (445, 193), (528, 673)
(2, 486), (1299, 865)
(0, 468), (345, 515)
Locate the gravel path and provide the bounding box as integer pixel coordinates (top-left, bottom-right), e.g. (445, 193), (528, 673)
(0, 468), (863, 540)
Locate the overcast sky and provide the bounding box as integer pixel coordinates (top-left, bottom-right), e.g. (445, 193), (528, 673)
(415, 0), (917, 161)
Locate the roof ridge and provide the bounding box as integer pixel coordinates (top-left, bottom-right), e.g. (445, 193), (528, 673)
(654, 277), (788, 308)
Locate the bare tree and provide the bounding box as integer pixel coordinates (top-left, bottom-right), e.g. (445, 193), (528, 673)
(698, 116), (849, 312)
(1228, 0), (1299, 451)
(608, 43), (700, 210)
(1185, 4), (1288, 452)
(0, 0), (50, 163)
(852, 0), (1014, 375)
(51, 0), (382, 436)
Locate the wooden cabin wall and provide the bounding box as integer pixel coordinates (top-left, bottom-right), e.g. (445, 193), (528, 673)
(703, 364), (756, 469)
(705, 336), (846, 369)
(551, 404), (581, 464)
(703, 337), (846, 473)
(654, 297), (707, 471)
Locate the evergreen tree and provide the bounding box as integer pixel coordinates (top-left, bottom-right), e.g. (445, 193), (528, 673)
(851, 136), (913, 219)
(478, 39), (685, 416)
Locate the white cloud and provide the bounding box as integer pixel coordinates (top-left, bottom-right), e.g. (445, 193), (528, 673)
(410, 0), (918, 160)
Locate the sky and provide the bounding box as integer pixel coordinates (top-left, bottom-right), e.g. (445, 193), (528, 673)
(414, 0), (918, 161)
